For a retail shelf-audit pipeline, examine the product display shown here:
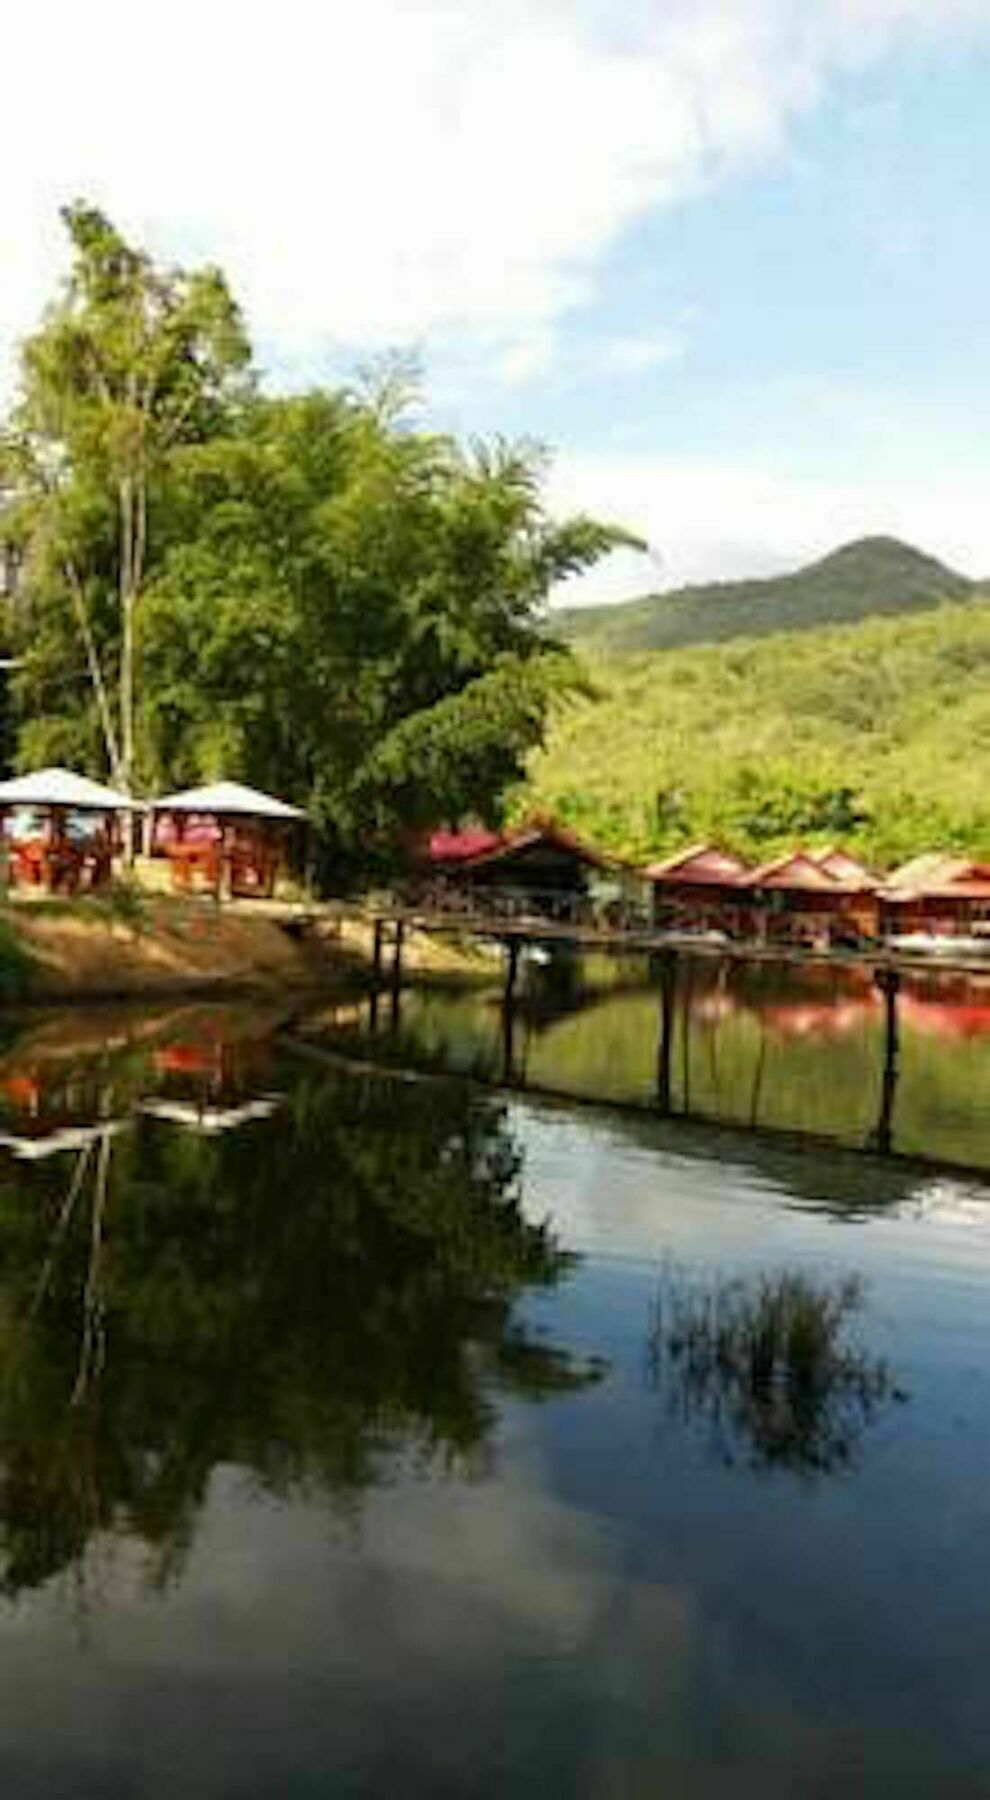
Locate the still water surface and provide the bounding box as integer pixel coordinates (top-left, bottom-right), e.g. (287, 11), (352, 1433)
(0, 981), (987, 1795)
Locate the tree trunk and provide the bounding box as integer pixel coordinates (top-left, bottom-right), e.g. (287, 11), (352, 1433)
(63, 559), (121, 781)
(119, 474), (136, 861)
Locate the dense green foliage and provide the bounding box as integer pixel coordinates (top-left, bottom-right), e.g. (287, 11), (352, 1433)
(522, 593), (990, 867)
(0, 207), (625, 879)
(556, 536), (975, 655)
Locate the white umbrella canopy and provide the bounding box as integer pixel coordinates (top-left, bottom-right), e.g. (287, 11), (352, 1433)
(0, 767), (142, 810)
(151, 780), (305, 821)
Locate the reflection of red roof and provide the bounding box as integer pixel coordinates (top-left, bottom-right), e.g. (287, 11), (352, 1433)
(0, 1074), (42, 1111)
(155, 1043), (220, 1076)
(428, 827), (505, 865)
(759, 998), (877, 1039)
(900, 995), (990, 1039)
(647, 843), (749, 887)
(691, 992), (738, 1024)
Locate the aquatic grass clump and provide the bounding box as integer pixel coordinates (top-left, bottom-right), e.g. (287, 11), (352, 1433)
(648, 1263), (906, 1477)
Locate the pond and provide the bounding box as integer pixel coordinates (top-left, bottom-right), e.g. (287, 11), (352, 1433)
(0, 990), (987, 1794)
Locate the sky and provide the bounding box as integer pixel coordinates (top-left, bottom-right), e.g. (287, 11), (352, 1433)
(2, 0), (990, 603)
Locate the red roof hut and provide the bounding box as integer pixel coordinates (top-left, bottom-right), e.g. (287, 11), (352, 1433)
(645, 843), (749, 934)
(879, 856), (990, 939)
(740, 851), (880, 949)
(420, 819), (646, 925)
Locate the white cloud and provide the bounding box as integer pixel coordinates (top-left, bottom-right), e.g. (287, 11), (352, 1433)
(547, 451), (990, 603)
(1, 0), (989, 387)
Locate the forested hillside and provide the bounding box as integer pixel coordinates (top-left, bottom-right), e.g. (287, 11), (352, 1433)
(522, 595), (990, 868)
(556, 537), (975, 654)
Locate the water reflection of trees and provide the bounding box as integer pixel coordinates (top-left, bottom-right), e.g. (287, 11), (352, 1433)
(648, 1264), (906, 1477)
(0, 1070), (599, 1599)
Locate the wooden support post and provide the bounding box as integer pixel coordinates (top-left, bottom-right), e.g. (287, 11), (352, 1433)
(372, 918), (385, 987)
(681, 954), (694, 1118)
(214, 820), (227, 908)
(872, 965), (901, 1155)
(502, 938), (520, 1084)
(390, 919), (405, 1006)
(656, 948), (677, 1115)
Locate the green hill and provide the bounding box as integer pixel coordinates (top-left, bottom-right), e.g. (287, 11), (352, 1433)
(522, 590), (990, 869)
(556, 536), (973, 654)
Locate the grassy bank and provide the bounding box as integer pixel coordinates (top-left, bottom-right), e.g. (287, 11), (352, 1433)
(0, 892), (490, 1005)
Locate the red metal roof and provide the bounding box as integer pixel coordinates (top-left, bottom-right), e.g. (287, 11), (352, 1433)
(880, 856), (990, 903)
(455, 819), (630, 875)
(741, 852), (857, 893)
(646, 843), (750, 887)
(427, 826), (505, 865)
(809, 848), (878, 890)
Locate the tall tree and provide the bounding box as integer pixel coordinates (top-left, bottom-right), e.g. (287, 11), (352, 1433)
(0, 203), (250, 790)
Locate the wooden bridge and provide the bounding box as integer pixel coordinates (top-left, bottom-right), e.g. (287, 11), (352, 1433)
(365, 903), (990, 985)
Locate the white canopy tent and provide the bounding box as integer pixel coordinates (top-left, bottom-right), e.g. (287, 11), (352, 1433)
(0, 767), (141, 811)
(150, 781), (306, 900)
(150, 780), (305, 821)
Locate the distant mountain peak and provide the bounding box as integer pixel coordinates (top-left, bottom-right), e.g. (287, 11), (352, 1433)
(558, 536), (972, 655)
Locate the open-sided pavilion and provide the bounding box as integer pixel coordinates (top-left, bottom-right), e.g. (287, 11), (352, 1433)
(150, 780), (306, 898)
(0, 767), (140, 894)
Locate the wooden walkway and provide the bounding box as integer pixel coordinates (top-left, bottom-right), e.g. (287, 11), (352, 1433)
(366, 905), (990, 983)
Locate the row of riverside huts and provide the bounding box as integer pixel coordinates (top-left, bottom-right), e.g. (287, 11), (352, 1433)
(418, 823), (990, 949)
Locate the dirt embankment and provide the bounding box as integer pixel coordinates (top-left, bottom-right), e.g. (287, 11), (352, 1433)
(2, 897), (485, 1003)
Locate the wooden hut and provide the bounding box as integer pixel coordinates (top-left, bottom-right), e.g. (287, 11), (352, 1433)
(739, 851), (880, 949)
(422, 820), (647, 926)
(879, 856), (990, 942)
(150, 781), (305, 899)
(0, 766), (138, 894)
(645, 843), (749, 935)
